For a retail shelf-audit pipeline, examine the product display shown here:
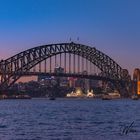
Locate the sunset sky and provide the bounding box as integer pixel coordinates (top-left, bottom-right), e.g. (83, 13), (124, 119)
(0, 0), (140, 75)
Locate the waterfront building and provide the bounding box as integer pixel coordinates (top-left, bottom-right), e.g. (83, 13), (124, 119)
(38, 75), (52, 82)
(75, 78), (84, 88)
(89, 79), (101, 88)
(54, 66), (69, 87)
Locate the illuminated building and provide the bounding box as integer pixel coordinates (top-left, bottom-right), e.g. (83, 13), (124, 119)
(133, 68), (140, 95)
(137, 81), (140, 95)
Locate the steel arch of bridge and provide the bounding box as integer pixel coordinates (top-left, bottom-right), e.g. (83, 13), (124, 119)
(0, 42), (128, 89)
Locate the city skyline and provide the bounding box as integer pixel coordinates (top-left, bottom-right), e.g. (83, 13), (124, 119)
(0, 0), (140, 75)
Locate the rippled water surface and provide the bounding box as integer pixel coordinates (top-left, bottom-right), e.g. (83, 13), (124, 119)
(0, 98), (140, 140)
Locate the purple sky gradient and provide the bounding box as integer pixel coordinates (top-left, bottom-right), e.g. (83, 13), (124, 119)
(0, 0), (140, 75)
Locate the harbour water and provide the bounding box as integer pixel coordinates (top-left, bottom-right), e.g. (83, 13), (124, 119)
(0, 98), (140, 140)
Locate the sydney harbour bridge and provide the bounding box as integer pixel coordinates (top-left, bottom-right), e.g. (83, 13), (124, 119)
(0, 42), (131, 96)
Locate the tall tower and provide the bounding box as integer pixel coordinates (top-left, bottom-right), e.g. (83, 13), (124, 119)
(133, 68), (140, 95)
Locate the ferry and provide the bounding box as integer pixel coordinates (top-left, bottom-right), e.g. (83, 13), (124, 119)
(102, 90), (120, 100)
(131, 94), (139, 100)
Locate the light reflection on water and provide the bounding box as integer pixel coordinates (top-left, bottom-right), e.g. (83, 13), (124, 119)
(0, 98), (140, 140)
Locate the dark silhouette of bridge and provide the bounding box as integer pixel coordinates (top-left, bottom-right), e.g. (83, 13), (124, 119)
(0, 42), (130, 96)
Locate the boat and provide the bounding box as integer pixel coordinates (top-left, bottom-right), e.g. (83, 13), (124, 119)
(0, 94), (8, 99)
(102, 90), (121, 100)
(49, 96), (56, 100)
(48, 91), (56, 100)
(102, 95), (112, 100)
(107, 91), (121, 99)
(131, 94), (139, 100)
